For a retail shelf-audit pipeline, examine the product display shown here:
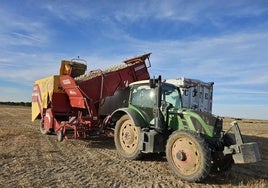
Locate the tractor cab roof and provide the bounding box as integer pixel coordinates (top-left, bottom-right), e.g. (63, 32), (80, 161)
(129, 80), (149, 86)
(129, 79), (176, 88)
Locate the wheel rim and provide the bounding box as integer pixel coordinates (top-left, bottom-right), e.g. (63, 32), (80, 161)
(119, 119), (139, 154)
(171, 136), (201, 176)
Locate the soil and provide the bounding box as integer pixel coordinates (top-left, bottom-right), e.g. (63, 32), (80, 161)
(0, 105), (267, 187)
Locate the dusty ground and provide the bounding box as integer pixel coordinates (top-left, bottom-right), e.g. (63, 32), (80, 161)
(0, 105), (267, 188)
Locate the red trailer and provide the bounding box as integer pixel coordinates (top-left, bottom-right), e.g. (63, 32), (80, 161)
(32, 53), (151, 141)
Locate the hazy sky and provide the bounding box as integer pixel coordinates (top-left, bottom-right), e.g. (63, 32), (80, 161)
(0, 0), (268, 119)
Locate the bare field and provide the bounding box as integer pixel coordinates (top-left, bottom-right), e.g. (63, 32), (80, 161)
(0, 105), (267, 187)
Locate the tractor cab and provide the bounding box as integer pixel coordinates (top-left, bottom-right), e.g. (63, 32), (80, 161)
(129, 79), (182, 128)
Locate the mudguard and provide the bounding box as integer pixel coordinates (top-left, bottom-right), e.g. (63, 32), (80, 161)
(110, 108), (147, 128)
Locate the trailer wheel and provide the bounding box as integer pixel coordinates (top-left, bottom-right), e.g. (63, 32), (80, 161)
(114, 115), (142, 160)
(57, 131), (64, 142)
(166, 130), (211, 182)
(211, 134), (234, 173)
(40, 119), (51, 135)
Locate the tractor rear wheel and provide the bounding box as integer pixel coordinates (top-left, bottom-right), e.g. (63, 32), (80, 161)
(166, 130), (211, 182)
(114, 115), (142, 160)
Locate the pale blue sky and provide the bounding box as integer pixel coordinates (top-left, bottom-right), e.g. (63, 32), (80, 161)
(0, 0), (268, 119)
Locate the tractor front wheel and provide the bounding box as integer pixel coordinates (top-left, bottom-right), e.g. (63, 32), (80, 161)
(114, 115), (142, 160)
(166, 130), (211, 182)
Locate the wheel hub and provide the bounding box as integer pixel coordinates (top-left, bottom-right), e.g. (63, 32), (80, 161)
(176, 151), (186, 161)
(123, 131), (134, 145)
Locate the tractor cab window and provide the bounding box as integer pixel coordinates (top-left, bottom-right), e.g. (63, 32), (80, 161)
(130, 84), (156, 125)
(162, 84), (181, 109)
(130, 84), (155, 108)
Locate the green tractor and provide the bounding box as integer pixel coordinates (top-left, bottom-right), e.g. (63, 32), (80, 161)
(110, 76), (261, 182)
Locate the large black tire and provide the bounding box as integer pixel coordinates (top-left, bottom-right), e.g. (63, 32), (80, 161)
(166, 130), (211, 182)
(114, 115), (143, 160)
(39, 119), (51, 135)
(211, 134), (234, 173)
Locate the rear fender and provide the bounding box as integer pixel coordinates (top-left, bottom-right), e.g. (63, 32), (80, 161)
(111, 108), (147, 128)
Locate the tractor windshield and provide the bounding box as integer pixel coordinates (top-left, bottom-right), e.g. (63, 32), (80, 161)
(162, 83), (181, 109)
